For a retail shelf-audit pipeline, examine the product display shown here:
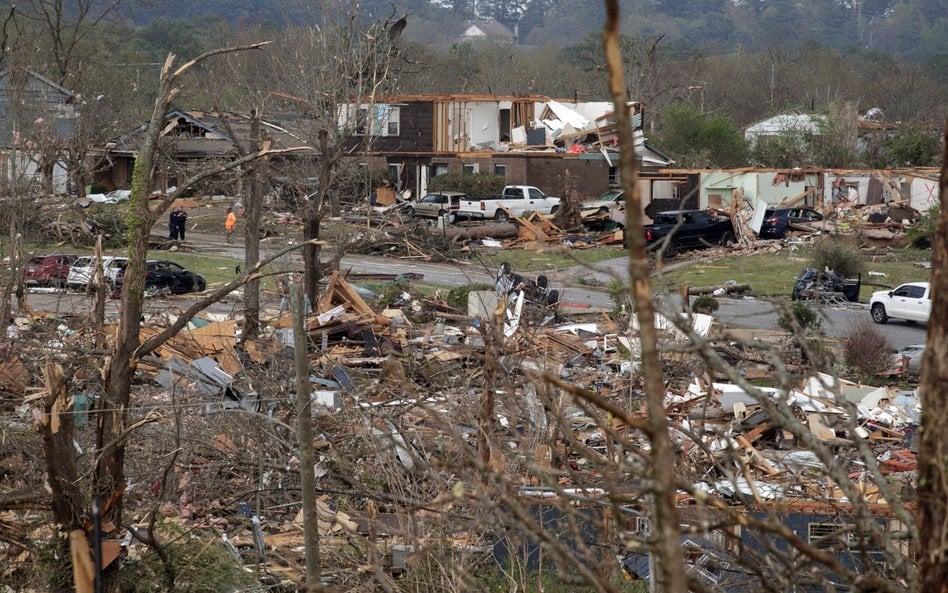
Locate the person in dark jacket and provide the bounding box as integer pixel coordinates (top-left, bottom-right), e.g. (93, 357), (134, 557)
(168, 209), (179, 240)
(173, 208), (189, 240)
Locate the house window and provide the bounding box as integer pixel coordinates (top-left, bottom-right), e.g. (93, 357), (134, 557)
(609, 166), (619, 187)
(355, 108), (368, 136)
(388, 163), (402, 187)
(807, 522), (878, 550)
(385, 106), (400, 136)
(432, 164), (449, 178)
(463, 163), (479, 175)
(494, 164), (507, 177)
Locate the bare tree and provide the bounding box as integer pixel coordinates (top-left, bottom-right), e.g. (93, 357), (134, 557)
(95, 44), (309, 528)
(604, 2), (687, 591)
(917, 125), (948, 593)
(266, 1), (403, 305)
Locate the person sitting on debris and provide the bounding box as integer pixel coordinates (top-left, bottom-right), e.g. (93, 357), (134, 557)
(225, 207), (237, 244)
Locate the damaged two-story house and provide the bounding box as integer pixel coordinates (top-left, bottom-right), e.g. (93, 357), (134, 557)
(345, 94), (675, 204)
(94, 95), (677, 211)
(0, 69), (79, 194)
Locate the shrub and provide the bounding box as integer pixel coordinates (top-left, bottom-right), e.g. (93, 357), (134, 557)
(692, 295), (719, 313)
(842, 319), (893, 379)
(810, 237), (864, 278)
(429, 172), (506, 199)
(777, 301), (822, 334)
(906, 205), (939, 249)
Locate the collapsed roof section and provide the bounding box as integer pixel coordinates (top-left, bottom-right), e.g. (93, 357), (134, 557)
(105, 109), (313, 158)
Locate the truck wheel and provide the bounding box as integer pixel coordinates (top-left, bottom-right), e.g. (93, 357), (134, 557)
(404, 206), (415, 218)
(719, 231), (734, 245)
(662, 241), (678, 258)
(871, 303), (888, 324)
(550, 205), (559, 215)
(438, 209), (446, 217)
(495, 211), (509, 223)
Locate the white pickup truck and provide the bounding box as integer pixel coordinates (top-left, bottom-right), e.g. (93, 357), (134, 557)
(870, 281), (931, 324)
(457, 185), (560, 222)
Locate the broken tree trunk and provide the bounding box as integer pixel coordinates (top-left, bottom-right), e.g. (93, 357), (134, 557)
(444, 223), (518, 242)
(291, 282), (322, 588)
(687, 283), (751, 296)
(918, 127), (948, 593)
(604, 2), (688, 592)
(40, 361), (84, 531)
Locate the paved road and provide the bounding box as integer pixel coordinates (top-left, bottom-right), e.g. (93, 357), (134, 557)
(12, 233), (929, 352)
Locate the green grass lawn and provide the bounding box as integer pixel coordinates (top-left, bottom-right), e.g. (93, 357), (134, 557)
(479, 244), (625, 272)
(658, 246), (932, 301)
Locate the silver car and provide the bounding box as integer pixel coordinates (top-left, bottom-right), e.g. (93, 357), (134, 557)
(404, 191), (469, 221)
(581, 189), (625, 212)
(67, 256), (129, 289)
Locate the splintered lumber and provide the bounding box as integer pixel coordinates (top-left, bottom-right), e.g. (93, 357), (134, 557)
(778, 188), (814, 207)
(319, 271), (390, 326)
(443, 223), (518, 241)
(687, 283), (751, 296)
(514, 211), (564, 242)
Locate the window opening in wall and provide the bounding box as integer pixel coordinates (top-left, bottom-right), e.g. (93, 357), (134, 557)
(388, 163), (402, 188)
(463, 163), (479, 174)
(499, 109), (511, 141)
(608, 166), (619, 187)
(386, 106), (400, 136)
(494, 164), (507, 177)
(433, 164), (448, 178)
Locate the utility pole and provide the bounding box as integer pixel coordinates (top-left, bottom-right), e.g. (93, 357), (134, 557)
(292, 282), (321, 590)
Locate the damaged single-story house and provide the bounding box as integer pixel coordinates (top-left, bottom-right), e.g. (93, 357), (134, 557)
(657, 167), (939, 213)
(345, 94), (674, 203)
(0, 69), (79, 193)
(93, 109), (315, 193)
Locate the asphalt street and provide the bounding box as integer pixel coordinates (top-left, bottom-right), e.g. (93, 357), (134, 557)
(12, 231), (929, 352)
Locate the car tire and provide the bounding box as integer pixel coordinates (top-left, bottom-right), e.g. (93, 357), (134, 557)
(437, 209), (446, 218)
(404, 206), (415, 218)
(871, 303), (888, 324)
(662, 241), (678, 258)
(495, 211), (510, 223)
(550, 205), (559, 215)
(719, 231), (734, 245)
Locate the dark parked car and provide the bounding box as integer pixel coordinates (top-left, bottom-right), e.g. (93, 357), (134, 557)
(759, 207), (823, 239)
(24, 254), (78, 286)
(114, 260), (206, 295)
(640, 210), (734, 257)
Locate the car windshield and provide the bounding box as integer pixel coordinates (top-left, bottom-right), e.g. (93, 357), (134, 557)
(597, 190), (623, 201)
(73, 257), (93, 267)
